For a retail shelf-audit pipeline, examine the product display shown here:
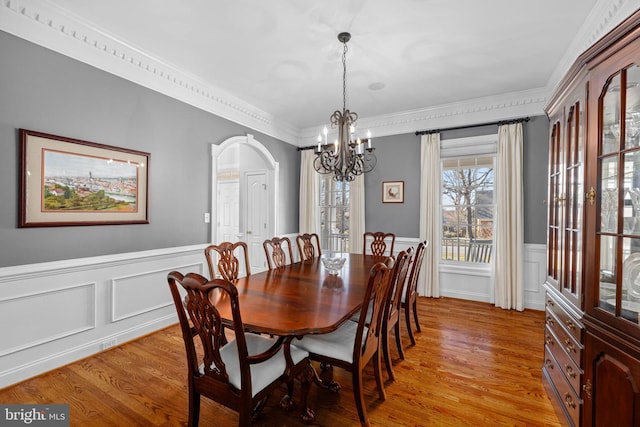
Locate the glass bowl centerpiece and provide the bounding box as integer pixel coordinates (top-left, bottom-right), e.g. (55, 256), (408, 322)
(321, 253), (346, 275)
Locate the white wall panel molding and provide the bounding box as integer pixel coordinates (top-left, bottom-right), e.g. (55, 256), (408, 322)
(0, 244), (206, 388)
(111, 262), (203, 322)
(0, 282), (96, 357)
(523, 243), (547, 311)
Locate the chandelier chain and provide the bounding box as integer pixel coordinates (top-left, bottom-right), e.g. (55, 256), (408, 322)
(342, 39), (348, 114)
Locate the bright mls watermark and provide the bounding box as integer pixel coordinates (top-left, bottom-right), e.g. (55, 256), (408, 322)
(1, 405), (69, 426)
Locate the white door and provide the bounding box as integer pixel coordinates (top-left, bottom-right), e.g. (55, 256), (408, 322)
(217, 180), (239, 242)
(245, 171), (268, 272)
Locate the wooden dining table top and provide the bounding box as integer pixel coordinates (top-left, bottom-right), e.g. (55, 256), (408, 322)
(215, 253), (388, 337)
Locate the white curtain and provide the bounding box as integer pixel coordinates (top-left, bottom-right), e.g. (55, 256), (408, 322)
(349, 174), (365, 253)
(299, 150), (319, 235)
(495, 123), (524, 311)
(419, 133), (441, 297)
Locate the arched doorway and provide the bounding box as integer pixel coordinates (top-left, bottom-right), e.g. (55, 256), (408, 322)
(211, 134), (279, 273)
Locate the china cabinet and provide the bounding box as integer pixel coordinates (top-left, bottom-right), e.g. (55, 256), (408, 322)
(544, 9), (640, 426)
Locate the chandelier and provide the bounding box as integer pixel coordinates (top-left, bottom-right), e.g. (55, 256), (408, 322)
(314, 32), (376, 182)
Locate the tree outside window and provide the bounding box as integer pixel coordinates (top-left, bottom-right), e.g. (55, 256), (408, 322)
(441, 156), (495, 263)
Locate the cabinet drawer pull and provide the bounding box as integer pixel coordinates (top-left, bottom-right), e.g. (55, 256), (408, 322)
(546, 316), (555, 326)
(565, 320), (576, 331)
(545, 359), (554, 369)
(546, 299), (555, 307)
(545, 334), (554, 346)
(564, 339), (576, 353)
(564, 392), (576, 409)
(565, 365), (577, 379)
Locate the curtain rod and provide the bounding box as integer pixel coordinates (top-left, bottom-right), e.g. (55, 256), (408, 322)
(415, 117), (530, 136)
(298, 117), (530, 150)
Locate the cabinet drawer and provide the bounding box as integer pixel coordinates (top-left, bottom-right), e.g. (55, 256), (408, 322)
(545, 293), (583, 343)
(546, 307), (583, 367)
(545, 325), (582, 394)
(544, 346), (581, 427)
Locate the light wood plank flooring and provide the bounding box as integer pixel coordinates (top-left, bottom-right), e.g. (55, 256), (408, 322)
(0, 297), (561, 426)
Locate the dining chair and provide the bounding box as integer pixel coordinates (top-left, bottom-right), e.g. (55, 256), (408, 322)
(294, 258), (394, 427)
(296, 233), (322, 261)
(167, 271), (311, 427)
(204, 241), (250, 281)
(402, 240), (428, 345)
(263, 236), (294, 269)
(363, 231), (396, 257)
(381, 248), (413, 381)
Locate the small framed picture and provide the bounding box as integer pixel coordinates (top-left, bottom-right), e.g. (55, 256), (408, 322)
(382, 181), (404, 203)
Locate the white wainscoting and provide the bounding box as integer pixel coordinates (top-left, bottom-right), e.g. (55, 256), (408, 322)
(0, 244), (208, 388)
(522, 243), (547, 311)
(395, 238), (547, 311)
(438, 243), (547, 310)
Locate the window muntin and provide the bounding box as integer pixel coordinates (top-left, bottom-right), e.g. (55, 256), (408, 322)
(441, 156), (495, 263)
(319, 176), (350, 252)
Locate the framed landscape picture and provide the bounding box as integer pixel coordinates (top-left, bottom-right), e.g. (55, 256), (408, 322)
(19, 129), (150, 227)
(382, 181), (404, 203)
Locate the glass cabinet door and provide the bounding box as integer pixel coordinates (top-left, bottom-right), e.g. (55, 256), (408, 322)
(546, 96), (584, 307)
(596, 64), (640, 326)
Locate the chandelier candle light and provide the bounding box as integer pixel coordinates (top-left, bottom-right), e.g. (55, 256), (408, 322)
(314, 32), (376, 182)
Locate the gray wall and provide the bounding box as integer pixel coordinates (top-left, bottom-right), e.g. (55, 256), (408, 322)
(0, 31), (299, 268)
(364, 116), (549, 244)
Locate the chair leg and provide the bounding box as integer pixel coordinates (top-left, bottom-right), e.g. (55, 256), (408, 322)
(405, 304), (416, 346)
(394, 321), (405, 360)
(382, 324), (395, 381)
(373, 350), (387, 402)
(352, 368), (369, 427)
(412, 298), (421, 332)
(188, 389), (200, 427)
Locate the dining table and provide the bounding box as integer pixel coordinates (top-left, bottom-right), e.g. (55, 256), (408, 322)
(215, 253), (386, 336)
(212, 252), (389, 422)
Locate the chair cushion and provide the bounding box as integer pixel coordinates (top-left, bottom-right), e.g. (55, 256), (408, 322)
(201, 333), (308, 398)
(295, 320), (368, 364)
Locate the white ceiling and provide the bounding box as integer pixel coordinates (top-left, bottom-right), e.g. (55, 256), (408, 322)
(2, 0), (638, 144)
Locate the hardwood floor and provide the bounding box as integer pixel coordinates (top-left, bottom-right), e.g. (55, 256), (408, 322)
(0, 297), (561, 426)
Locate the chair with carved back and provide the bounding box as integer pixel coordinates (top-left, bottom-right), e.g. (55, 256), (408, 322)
(204, 241), (250, 281)
(402, 240), (428, 345)
(263, 237), (294, 269)
(296, 233), (322, 261)
(294, 258), (394, 427)
(363, 231), (396, 257)
(381, 248), (413, 381)
(167, 271), (311, 427)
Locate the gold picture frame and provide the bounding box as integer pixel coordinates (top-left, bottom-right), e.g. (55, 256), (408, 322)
(19, 129), (150, 227)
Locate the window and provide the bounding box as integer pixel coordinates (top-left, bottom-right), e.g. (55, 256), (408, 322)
(441, 156), (495, 263)
(319, 176), (350, 252)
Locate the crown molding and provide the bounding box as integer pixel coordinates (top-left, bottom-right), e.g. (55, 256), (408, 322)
(297, 87), (550, 146)
(0, 0), (300, 144)
(546, 0), (638, 96)
(1, 0), (637, 148)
